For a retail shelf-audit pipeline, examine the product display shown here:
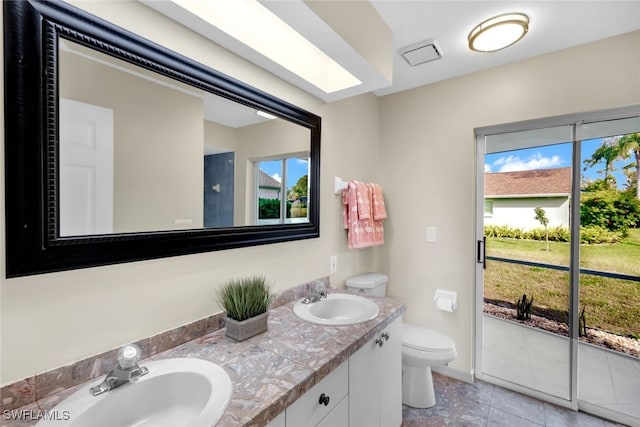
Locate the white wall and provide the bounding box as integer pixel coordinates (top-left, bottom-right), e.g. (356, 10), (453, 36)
(0, 2), (380, 385)
(378, 30), (640, 376)
(485, 197), (570, 230)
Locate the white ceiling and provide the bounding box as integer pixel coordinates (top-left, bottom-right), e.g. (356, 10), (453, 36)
(146, 1), (640, 102)
(369, 1), (640, 96)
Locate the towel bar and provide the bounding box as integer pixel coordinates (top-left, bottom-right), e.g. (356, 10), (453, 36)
(334, 177), (348, 194)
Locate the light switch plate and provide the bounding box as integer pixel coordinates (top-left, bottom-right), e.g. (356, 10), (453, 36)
(426, 226), (437, 242)
(330, 255), (338, 274)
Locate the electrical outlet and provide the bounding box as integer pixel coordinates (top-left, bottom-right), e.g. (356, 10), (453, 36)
(329, 255), (338, 274)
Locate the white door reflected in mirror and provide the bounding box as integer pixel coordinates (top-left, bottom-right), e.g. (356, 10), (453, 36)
(60, 98), (114, 237)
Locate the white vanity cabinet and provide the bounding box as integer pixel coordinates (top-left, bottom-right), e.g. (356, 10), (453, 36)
(265, 410), (285, 427)
(265, 317), (402, 427)
(286, 359), (349, 427)
(349, 317), (402, 427)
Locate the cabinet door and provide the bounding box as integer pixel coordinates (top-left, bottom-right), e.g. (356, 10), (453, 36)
(349, 337), (379, 427)
(265, 410), (285, 427)
(379, 318), (402, 427)
(349, 317), (403, 427)
(317, 395), (349, 427)
(287, 360), (348, 427)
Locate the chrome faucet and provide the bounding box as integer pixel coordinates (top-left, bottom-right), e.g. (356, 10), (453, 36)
(90, 344), (149, 396)
(302, 281), (328, 304)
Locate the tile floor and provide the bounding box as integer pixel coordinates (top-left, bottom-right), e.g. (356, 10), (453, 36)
(401, 372), (624, 427)
(483, 315), (640, 419)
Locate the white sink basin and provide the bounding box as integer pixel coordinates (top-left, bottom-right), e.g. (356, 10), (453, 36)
(37, 358), (232, 427)
(293, 293), (379, 325)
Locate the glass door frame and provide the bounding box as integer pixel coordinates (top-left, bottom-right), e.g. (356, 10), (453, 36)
(474, 104), (640, 414)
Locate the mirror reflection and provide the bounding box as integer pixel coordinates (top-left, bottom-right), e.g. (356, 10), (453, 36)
(59, 39), (311, 237)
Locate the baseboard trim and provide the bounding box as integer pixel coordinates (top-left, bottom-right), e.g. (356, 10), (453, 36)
(431, 365), (474, 384)
(578, 401), (639, 426)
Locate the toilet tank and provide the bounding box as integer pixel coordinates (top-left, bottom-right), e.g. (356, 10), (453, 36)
(346, 273), (388, 297)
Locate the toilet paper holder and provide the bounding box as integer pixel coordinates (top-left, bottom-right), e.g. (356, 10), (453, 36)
(434, 289), (457, 312)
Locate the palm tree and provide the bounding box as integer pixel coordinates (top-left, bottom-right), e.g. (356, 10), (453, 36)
(583, 139), (619, 188)
(613, 133), (640, 199)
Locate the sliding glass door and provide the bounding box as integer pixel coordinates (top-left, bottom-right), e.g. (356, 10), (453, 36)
(577, 118), (640, 422)
(475, 108), (640, 424)
(480, 126), (574, 401)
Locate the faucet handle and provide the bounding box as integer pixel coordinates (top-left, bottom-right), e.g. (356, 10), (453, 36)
(314, 280), (326, 293)
(117, 344), (141, 369)
(128, 366), (149, 382)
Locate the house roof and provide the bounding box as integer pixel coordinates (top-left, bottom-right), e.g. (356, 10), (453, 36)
(258, 169), (281, 189)
(485, 167), (571, 198)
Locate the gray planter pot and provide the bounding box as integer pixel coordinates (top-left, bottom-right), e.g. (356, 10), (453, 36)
(225, 311), (269, 341)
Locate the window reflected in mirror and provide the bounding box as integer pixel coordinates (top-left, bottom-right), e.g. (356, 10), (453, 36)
(256, 156), (310, 225)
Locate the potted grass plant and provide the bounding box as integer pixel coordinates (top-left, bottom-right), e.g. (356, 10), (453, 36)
(217, 275), (273, 341)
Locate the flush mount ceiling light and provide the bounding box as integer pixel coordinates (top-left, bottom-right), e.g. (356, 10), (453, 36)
(468, 13), (529, 53)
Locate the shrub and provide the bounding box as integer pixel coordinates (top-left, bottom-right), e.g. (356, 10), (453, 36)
(580, 190), (640, 233)
(485, 225), (527, 238)
(259, 198), (280, 219)
(526, 228), (545, 241)
(580, 226), (623, 244)
(516, 294), (534, 320)
(614, 195), (640, 229)
(548, 226), (570, 242)
(485, 224), (622, 244)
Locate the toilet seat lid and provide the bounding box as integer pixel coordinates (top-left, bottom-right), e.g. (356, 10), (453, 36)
(402, 323), (455, 353)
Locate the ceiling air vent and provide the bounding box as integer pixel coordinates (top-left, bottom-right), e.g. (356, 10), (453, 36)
(399, 39), (443, 66)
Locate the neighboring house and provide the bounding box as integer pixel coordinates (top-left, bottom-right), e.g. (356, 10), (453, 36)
(484, 167), (571, 230)
(258, 169), (282, 199)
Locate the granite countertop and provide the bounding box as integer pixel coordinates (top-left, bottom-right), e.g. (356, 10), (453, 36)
(6, 291), (405, 427)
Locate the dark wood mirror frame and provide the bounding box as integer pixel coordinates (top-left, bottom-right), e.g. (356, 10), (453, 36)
(3, 0), (321, 277)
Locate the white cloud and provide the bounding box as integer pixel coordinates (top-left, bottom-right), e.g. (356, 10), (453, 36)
(271, 173), (282, 182)
(490, 153), (563, 172)
(484, 164), (492, 173)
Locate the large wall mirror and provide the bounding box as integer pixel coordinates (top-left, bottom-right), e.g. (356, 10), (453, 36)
(4, 0), (321, 277)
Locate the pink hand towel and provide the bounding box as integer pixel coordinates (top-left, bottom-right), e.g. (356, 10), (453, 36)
(355, 181), (371, 220)
(368, 183), (387, 220)
(343, 181), (374, 249)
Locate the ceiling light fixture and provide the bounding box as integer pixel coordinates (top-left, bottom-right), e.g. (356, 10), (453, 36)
(468, 13), (529, 53)
(169, 0), (361, 94)
(256, 110), (277, 120)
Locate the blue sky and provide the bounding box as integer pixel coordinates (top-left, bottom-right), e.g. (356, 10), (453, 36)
(259, 157), (309, 189)
(485, 138), (631, 189)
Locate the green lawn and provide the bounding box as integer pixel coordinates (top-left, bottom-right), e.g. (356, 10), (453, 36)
(486, 228), (640, 276)
(484, 229), (640, 338)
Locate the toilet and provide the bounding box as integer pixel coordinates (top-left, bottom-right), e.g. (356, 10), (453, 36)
(346, 273), (457, 409)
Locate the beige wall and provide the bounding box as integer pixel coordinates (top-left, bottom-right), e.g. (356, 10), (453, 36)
(204, 121), (237, 154)
(60, 48), (204, 232)
(2, 0), (638, 387)
(0, 2), (380, 385)
(378, 30), (640, 375)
